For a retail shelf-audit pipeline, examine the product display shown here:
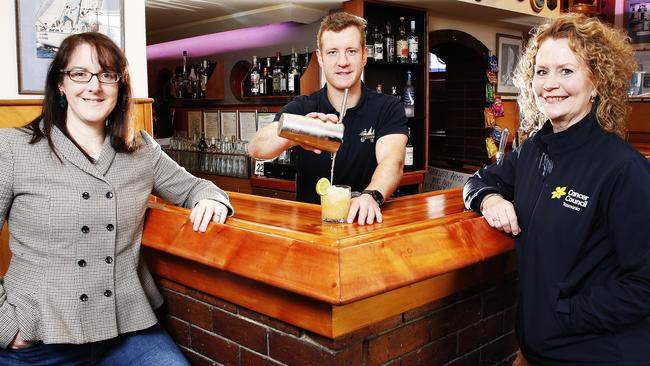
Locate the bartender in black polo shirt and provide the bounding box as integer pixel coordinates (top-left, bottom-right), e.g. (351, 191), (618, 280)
(248, 11), (408, 225)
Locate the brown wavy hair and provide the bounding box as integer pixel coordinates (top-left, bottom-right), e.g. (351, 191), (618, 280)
(27, 32), (138, 159)
(317, 12), (367, 50)
(513, 13), (637, 138)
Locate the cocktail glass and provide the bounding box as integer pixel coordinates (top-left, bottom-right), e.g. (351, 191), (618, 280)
(321, 185), (351, 223)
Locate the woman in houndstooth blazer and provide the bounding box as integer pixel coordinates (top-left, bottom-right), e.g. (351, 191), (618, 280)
(0, 33), (233, 365)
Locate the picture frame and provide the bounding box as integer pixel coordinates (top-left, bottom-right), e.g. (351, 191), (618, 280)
(238, 110), (258, 142)
(219, 110), (238, 139)
(625, 0), (650, 49)
(256, 112), (276, 131)
(203, 111), (220, 139)
(187, 111), (202, 139)
(15, 0), (124, 94)
(496, 34), (524, 95)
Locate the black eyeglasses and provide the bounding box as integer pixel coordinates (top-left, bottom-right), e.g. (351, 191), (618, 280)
(60, 69), (121, 84)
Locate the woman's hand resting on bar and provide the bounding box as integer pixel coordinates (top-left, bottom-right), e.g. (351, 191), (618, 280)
(190, 199), (229, 232)
(480, 194), (520, 235)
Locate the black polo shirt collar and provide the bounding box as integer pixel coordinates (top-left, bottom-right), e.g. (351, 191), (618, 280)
(317, 83), (368, 117)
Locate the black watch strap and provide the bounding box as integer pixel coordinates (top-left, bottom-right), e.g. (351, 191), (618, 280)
(361, 190), (384, 206)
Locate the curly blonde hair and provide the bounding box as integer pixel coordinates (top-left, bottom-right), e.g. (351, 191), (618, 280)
(513, 13), (637, 138)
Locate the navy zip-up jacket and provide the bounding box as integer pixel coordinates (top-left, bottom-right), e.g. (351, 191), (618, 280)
(464, 113), (650, 364)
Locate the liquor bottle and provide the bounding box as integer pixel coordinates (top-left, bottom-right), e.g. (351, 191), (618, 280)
(366, 27), (375, 62)
(188, 66), (198, 98)
(280, 54), (288, 95)
(174, 67), (184, 98)
(391, 86), (400, 101)
(265, 57), (273, 94)
(373, 24), (384, 62)
(198, 132), (209, 152)
(259, 60), (268, 96)
(397, 17), (409, 64)
(199, 60), (208, 98)
(288, 50), (300, 95)
(302, 47), (310, 75)
(376, 83), (383, 94)
(250, 56), (260, 96)
(182, 51), (188, 79)
(403, 70), (415, 118)
(273, 52), (286, 95)
(385, 21), (395, 63)
(404, 127), (414, 168)
(408, 20), (419, 64)
(180, 51), (189, 98)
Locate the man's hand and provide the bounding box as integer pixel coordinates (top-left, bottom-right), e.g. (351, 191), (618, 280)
(190, 199), (229, 232)
(347, 193), (382, 225)
(9, 332), (33, 350)
(481, 194), (520, 235)
(297, 112), (341, 154)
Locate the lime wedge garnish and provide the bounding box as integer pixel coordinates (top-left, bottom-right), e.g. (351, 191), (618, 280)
(315, 177), (331, 196)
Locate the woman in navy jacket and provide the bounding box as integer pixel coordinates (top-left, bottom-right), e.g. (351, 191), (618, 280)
(464, 14), (650, 365)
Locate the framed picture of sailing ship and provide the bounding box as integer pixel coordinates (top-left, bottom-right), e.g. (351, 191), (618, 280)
(15, 0), (124, 94)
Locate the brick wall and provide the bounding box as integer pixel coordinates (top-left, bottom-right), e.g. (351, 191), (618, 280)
(156, 273), (519, 366)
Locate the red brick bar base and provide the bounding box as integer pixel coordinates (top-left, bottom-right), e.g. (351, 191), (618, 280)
(156, 273), (519, 366)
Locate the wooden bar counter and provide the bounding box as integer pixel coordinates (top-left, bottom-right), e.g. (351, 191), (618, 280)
(142, 189), (520, 365)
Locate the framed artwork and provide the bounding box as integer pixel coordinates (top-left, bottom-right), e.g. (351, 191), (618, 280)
(256, 112), (276, 131)
(238, 110), (258, 142)
(187, 111), (202, 139)
(203, 111), (220, 138)
(496, 34), (524, 95)
(219, 110), (238, 139)
(625, 0), (650, 48)
(15, 0), (124, 94)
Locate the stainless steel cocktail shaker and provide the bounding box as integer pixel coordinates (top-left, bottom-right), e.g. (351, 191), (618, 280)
(277, 113), (344, 152)
(276, 88), (348, 153)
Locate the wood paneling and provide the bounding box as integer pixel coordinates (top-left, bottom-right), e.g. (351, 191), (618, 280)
(0, 98), (154, 133)
(627, 102), (650, 144)
(0, 100), (42, 128)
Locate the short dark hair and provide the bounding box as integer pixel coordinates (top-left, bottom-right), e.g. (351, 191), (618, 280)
(317, 12), (366, 50)
(27, 32), (138, 158)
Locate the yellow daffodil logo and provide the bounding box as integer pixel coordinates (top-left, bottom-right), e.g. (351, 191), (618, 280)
(551, 186), (567, 199)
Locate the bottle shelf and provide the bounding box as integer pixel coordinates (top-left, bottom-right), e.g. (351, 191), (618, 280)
(367, 62), (426, 68)
(344, 0), (429, 190)
(239, 51), (318, 101)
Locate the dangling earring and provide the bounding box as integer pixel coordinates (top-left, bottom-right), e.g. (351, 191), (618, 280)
(590, 94), (596, 103)
(59, 93), (68, 109)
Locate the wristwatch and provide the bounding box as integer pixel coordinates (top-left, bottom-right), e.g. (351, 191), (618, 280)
(361, 190), (384, 206)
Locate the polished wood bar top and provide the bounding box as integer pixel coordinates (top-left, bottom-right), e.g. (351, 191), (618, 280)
(143, 188), (515, 305)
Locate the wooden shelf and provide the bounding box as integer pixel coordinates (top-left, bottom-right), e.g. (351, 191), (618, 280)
(345, 0), (430, 174)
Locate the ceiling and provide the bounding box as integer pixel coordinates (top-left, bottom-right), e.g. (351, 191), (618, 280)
(146, 1), (343, 44)
(145, 0), (546, 45)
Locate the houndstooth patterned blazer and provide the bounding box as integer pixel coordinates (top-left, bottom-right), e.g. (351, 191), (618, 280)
(0, 124), (233, 348)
